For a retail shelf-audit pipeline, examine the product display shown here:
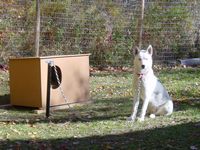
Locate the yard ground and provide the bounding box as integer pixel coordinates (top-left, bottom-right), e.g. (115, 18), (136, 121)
(0, 68), (199, 149)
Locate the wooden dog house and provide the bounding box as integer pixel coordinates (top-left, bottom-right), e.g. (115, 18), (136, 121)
(9, 54), (90, 108)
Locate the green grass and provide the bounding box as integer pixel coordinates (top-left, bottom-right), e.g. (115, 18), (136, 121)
(0, 71), (9, 96)
(0, 68), (200, 149)
(0, 71), (9, 105)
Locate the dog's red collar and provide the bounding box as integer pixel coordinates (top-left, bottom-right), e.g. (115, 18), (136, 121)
(137, 73), (144, 79)
(137, 70), (150, 79)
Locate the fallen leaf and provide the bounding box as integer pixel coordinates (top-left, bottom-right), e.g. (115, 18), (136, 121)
(195, 122), (200, 127)
(73, 141), (79, 145)
(29, 124), (36, 128)
(190, 145), (198, 150)
(11, 128), (21, 135)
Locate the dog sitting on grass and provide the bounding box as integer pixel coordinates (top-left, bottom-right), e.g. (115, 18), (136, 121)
(128, 45), (173, 122)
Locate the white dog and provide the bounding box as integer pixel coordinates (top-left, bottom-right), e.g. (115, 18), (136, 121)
(128, 45), (173, 122)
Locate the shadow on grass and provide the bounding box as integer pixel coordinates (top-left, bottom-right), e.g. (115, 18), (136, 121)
(0, 97), (199, 125)
(174, 98), (200, 112)
(90, 71), (131, 77)
(0, 94), (10, 105)
(0, 122), (199, 149)
(0, 97), (131, 124)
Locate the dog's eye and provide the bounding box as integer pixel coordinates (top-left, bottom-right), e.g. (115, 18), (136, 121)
(138, 58), (142, 61)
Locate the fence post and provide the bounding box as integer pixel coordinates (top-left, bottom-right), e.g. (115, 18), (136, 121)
(35, 0), (40, 57)
(46, 62), (52, 118)
(137, 0), (145, 49)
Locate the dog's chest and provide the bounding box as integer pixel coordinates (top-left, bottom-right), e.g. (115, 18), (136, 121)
(140, 76), (157, 100)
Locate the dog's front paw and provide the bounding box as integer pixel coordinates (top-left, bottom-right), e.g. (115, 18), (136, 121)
(127, 116), (136, 122)
(137, 117), (144, 122)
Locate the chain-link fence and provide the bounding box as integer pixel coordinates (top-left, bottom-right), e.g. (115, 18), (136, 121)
(0, 0), (200, 67)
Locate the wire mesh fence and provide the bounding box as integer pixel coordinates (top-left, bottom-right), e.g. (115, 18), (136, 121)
(0, 0), (200, 67)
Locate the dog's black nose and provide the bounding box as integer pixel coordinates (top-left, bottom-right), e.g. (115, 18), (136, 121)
(141, 65), (145, 69)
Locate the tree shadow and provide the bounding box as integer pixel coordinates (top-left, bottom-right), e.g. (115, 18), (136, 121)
(0, 96), (199, 125)
(0, 97), (131, 124)
(0, 122), (199, 149)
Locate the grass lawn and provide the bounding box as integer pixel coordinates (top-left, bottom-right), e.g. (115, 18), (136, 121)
(0, 68), (199, 149)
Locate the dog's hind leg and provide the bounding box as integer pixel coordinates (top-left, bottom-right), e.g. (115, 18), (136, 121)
(146, 102), (157, 118)
(149, 114), (156, 119)
(155, 100), (173, 116)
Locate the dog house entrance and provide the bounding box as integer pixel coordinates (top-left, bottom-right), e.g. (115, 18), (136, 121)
(51, 65), (62, 89)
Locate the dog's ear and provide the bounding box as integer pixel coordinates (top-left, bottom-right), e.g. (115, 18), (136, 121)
(133, 46), (140, 55)
(147, 45), (153, 56)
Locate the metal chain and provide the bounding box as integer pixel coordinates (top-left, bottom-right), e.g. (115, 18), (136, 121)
(130, 78), (142, 120)
(45, 61), (87, 121)
(137, 79), (142, 101)
(52, 62), (71, 108)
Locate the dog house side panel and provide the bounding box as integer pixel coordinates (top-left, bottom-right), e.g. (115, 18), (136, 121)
(40, 55), (90, 107)
(57, 56), (90, 104)
(9, 58), (42, 107)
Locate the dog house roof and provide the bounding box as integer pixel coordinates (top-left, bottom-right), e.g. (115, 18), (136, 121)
(10, 54), (91, 60)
